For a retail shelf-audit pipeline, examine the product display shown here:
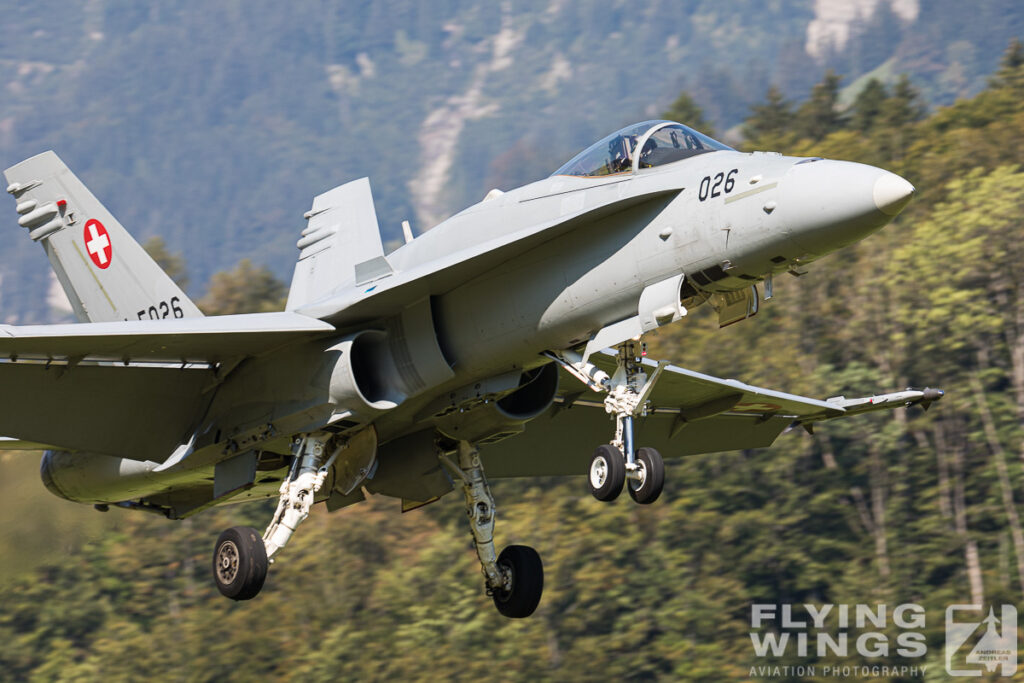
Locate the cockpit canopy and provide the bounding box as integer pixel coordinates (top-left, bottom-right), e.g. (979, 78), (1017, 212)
(552, 120), (733, 177)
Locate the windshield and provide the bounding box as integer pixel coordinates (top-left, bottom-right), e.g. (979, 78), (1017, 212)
(552, 120), (732, 177)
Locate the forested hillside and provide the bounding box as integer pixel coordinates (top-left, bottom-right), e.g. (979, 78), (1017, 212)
(1, 1), (1022, 325)
(2, 34), (1024, 683)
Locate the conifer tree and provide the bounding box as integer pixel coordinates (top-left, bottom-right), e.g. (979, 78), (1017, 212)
(742, 85), (793, 147)
(142, 236), (190, 290)
(991, 37), (1024, 90)
(795, 70), (843, 141)
(662, 92), (714, 136)
(881, 75), (925, 129)
(851, 78), (888, 132)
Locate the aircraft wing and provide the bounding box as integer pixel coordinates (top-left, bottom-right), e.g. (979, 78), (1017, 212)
(0, 312), (336, 460)
(0, 312), (335, 363)
(480, 352), (941, 477)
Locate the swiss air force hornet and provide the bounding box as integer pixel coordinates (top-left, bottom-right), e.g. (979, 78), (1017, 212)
(3, 120), (941, 616)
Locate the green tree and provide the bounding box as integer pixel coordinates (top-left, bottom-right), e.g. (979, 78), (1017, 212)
(893, 166), (1024, 601)
(851, 77), (888, 132)
(880, 74), (925, 129)
(990, 37), (1024, 90)
(870, 75), (925, 166)
(197, 258), (286, 315)
(742, 85), (795, 149)
(662, 91), (714, 136)
(795, 69), (843, 141)
(142, 236), (189, 290)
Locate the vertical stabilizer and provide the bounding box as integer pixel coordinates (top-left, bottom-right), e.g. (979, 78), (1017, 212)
(4, 151), (203, 322)
(287, 177), (390, 311)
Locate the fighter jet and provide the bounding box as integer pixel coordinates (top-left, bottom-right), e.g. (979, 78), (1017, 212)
(2, 120), (941, 617)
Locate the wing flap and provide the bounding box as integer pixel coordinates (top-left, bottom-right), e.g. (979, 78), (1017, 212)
(0, 363), (214, 461)
(0, 312), (335, 363)
(0, 437), (58, 451)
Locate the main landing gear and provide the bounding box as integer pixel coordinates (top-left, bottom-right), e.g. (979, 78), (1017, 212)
(440, 441), (544, 618)
(213, 431), (339, 601)
(582, 340), (666, 505)
(212, 433), (544, 618)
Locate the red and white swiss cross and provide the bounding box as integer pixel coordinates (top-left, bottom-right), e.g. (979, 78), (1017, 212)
(84, 219), (112, 269)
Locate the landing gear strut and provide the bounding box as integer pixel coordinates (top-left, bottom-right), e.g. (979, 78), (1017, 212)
(213, 431), (339, 601)
(584, 340), (666, 504)
(440, 441), (543, 618)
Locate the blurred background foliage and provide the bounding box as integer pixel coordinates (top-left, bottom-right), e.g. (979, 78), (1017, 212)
(2, 3), (1024, 682)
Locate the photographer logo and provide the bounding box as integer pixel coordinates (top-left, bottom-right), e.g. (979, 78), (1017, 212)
(945, 605), (1017, 677)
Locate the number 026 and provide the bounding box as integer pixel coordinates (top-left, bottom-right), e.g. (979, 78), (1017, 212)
(698, 169), (738, 201)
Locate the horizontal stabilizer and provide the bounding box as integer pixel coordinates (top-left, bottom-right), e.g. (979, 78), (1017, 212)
(0, 363), (214, 460)
(0, 311), (335, 363)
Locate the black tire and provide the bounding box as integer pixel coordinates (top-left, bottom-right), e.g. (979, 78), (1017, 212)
(588, 444), (626, 501)
(492, 545), (544, 618)
(628, 447), (665, 505)
(213, 526), (268, 601)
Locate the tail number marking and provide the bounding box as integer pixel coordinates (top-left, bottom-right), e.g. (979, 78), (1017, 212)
(137, 297), (184, 320)
(84, 219), (113, 269)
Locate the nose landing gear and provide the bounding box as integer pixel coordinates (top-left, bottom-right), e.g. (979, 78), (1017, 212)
(588, 443), (665, 504)
(562, 339), (667, 504)
(588, 444), (626, 501)
(627, 446), (665, 504)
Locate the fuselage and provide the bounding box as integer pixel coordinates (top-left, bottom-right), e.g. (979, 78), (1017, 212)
(392, 149), (908, 378)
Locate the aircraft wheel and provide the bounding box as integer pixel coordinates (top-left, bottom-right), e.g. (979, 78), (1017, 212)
(628, 447), (665, 505)
(492, 545), (544, 618)
(213, 526), (268, 601)
(588, 444), (625, 501)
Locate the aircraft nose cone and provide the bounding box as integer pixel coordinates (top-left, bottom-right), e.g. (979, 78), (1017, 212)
(778, 159), (914, 257)
(873, 172), (915, 216)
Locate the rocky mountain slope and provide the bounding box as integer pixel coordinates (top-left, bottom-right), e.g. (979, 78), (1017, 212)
(0, 1), (1020, 322)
